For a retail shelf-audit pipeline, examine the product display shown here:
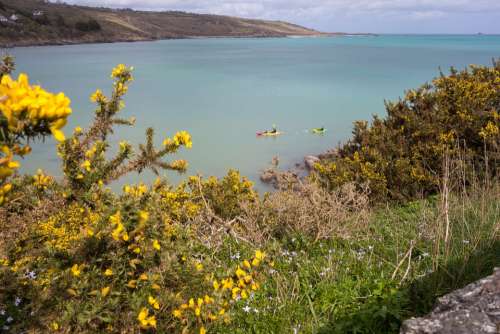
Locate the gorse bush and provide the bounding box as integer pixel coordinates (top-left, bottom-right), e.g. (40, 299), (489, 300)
(0, 55), (70, 205)
(314, 60), (500, 201)
(58, 63), (193, 199)
(0, 56), (270, 333)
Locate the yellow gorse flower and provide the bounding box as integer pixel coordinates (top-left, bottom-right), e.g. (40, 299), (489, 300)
(148, 296), (160, 310)
(33, 169), (52, 190)
(173, 130), (192, 148)
(0, 182), (12, 205)
(0, 73), (71, 142)
(195, 262), (203, 271)
(137, 307), (156, 329)
(81, 160), (91, 172)
(172, 309), (182, 318)
(71, 264), (82, 277)
(0, 145), (20, 183)
(111, 64), (128, 78)
(138, 210), (149, 224)
(90, 89), (106, 103)
(101, 286), (110, 297)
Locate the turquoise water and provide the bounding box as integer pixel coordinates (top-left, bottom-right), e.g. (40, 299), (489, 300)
(10, 35), (500, 190)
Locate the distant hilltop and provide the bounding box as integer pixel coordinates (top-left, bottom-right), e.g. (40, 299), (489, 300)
(0, 0), (349, 47)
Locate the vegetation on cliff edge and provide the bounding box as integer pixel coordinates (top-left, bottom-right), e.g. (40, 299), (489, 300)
(0, 56), (498, 333)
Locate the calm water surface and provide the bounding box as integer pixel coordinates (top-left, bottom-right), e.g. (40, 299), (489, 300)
(11, 35), (500, 190)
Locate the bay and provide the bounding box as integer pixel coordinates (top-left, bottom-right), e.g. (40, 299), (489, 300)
(10, 35), (500, 190)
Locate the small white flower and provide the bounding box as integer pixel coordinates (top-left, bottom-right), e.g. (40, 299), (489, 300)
(422, 252), (430, 257)
(463, 240), (470, 244)
(230, 252), (241, 260)
(269, 269), (277, 275)
(14, 297), (21, 306)
(25, 271), (37, 280)
(242, 305), (251, 313)
(253, 308), (259, 313)
(6, 316), (13, 323)
(368, 245), (374, 251)
(2, 325), (9, 331)
(0, 309), (5, 315)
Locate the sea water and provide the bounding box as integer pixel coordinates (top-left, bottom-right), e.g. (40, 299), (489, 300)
(10, 35), (500, 190)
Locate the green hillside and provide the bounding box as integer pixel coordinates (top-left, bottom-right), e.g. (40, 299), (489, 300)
(0, 0), (323, 47)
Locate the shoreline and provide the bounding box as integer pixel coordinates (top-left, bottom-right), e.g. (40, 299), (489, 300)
(0, 32), (377, 49)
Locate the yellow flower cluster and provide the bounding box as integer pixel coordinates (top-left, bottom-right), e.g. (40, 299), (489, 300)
(33, 169), (52, 190)
(164, 130), (193, 149)
(71, 263), (83, 277)
(123, 183), (148, 197)
(217, 250), (265, 302)
(157, 185), (200, 221)
(0, 145), (19, 180)
(137, 307), (157, 329)
(90, 89), (106, 104)
(170, 159), (189, 171)
(173, 250), (267, 333)
(0, 180), (12, 205)
(0, 73), (71, 142)
(110, 64), (134, 97)
(110, 211), (129, 241)
(111, 64), (131, 79)
(37, 204), (99, 251)
(479, 121), (499, 140)
(173, 131), (193, 148)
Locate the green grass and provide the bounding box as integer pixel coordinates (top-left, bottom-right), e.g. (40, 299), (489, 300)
(209, 188), (499, 333)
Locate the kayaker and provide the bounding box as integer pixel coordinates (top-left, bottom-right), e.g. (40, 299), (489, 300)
(270, 124), (278, 134)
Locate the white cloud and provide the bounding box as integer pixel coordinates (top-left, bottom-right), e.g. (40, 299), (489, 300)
(55, 0), (500, 33)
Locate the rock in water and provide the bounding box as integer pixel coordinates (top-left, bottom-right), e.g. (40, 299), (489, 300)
(304, 155), (320, 170)
(260, 169), (277, 184)
(400, 268), (500, 334)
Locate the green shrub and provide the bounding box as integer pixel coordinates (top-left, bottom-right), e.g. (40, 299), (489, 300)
(75, 19), (101, 32)
(314, 61), (500, 201)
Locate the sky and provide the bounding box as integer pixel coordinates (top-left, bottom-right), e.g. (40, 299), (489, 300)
(59, 0), (500, 34)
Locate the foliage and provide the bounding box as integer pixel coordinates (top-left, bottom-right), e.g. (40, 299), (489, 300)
(187, 171), (256, 219)
(0, 57), (498, 334)
(58, 64), (192, 199)
(314, 61), (500, 201)
(0, 58), (270, 333)
(0, 55), (70, 205)
(74, 19), (101, 32)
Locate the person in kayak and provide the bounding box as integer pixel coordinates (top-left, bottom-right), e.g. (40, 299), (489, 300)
(270, 124), (278, 134)
(312, 127), (326, 133)
(257, 124), (280, 136)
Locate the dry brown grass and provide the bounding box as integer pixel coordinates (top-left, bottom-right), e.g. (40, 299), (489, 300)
(0, 193), (65, 259)
(191, 180), (371, 248)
